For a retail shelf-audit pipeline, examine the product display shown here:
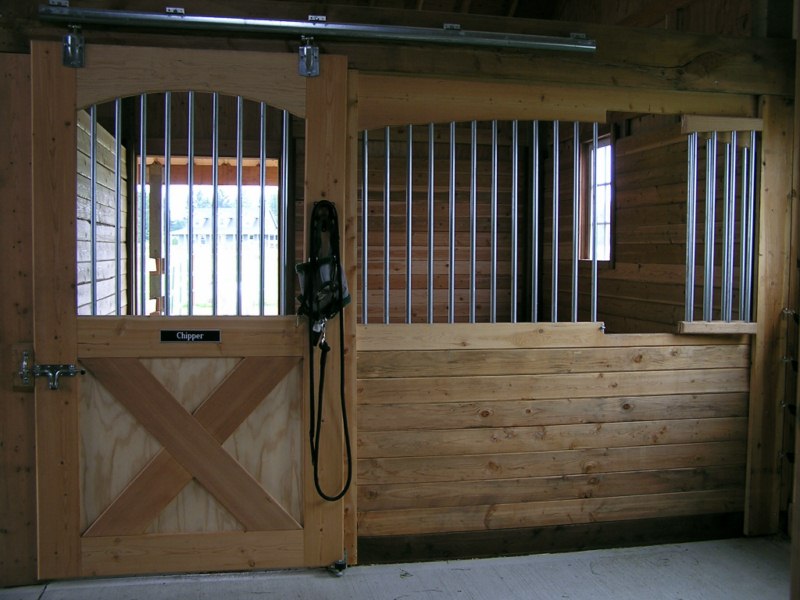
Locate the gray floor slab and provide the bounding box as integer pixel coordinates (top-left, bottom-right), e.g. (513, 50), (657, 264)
(0, 536), (790, 600)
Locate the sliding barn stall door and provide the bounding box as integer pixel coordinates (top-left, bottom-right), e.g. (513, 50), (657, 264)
(30, 41), (352, 579)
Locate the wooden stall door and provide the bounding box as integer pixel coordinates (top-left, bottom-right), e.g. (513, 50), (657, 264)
(30, 41), (351, 579)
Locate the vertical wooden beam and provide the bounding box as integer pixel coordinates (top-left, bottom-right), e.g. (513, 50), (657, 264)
(343, 69), (359, 565)
(745, 95), (794, 535)
(30, 40), (80, 578)
(0, 53), (37, 586)
(790, 18), (800, 597)
(303, 55), (349, 567)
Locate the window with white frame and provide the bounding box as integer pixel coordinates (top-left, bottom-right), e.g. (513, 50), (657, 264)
(581, 137), (613, 261)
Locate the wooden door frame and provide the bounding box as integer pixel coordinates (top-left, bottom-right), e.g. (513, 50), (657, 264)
(30, 40), (356, 579)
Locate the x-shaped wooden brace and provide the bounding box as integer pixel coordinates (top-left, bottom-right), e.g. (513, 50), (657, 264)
(81, 356), (302, 537)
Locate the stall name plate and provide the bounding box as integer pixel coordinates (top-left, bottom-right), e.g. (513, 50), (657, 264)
(160, 330), (221, 343)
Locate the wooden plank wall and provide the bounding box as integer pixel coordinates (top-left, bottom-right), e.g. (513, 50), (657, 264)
(356, 323), (749, 539)
(76, 109), (128, 316)
(358, 123), (519, 324)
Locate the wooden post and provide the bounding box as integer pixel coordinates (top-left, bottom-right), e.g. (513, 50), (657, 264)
(745, 95), (795, 535)
(303, 55), (350, 567)
(790, 16), (800, 597)
(0, 53), (37, 586)
(30, 40), (81, 579)
(343, 69), (360, 564)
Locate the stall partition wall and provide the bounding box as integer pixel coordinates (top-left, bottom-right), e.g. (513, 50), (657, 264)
(30, 41), (355, 579)
(353, 76), (791, 544)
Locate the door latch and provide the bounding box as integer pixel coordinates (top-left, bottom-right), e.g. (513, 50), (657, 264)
(18, 351), (84, 390)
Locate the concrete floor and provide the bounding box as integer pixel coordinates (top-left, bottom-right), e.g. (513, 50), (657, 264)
(0, 536), (789, 600)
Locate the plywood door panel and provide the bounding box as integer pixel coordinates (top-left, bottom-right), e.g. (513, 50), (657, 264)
(80, 357), (301, 533)
(82, 356), (300, 536)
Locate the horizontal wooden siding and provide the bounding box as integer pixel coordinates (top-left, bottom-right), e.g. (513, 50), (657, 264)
(356, 323), (748, 537)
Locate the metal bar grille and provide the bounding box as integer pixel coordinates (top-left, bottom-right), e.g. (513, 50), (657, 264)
(114, 99), (123, 315)
(449, 121), (457, 324)
(531, 120), (540, 322)
(427, 123), (435, 324)
(187, 90), (195, 315)
(384, 126), (391, 323)
(510, 120), (519, 323)
(211, 92), (220, 315)
(89, 104), (98, 315)
(703, 132), (718, 321)
(684, 132), (698, 322)
(361, 130), (369, 324)
(259, 101), (267, 316)
(138, 93), (147, 314)
(590, 122), (599, 322)
(551, 120), (560, 323)
(570, 121), (579, 323)
(163, 92), (172, 315)
(490, 120), (498, 323)
(406, 125), (413, 323)
(469, 121), (478, 323)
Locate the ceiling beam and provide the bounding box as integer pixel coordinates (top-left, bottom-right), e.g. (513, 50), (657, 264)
(8, 0), (793, 97)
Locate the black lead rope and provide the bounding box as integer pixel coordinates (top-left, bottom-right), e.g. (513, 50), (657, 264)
(301, 200), (353, 502)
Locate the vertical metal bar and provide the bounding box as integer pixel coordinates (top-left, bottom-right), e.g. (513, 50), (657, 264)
(279, 109), (290, 316)
(511, 120), (519, 323)
(211, 93), (220, 315)
(406, 124), (413, 323)
(427, 123), (435, 323)
(114, 98), (122, 315)
(449, 121), (457, 324)
(721, 132), (737, 321)
(720, 138), (731, 320)
(236, 95), (244, 315)
(728, 131), (737, 319)
(361, 130), (369, 324)
(163, 92), (172, 315)
(570, 121), (579, 323)
(259, 101), (267, 316)
(384, 126), (391, 323)
(703, 132), (717, 321)
(187, 90), (195, 315)
(490, 120), (498, 323)
(744, 130), (757, 320)
(551, 120), (560, 323)
(738, 143), (748, 320)
(590, 122), (599, 322)
(531, 120), (540, 322)
(90, 104), (98, 315)
(469, 120), (478, 323)
(685, 131), (698, 322)
(139, 93), (147, 315)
